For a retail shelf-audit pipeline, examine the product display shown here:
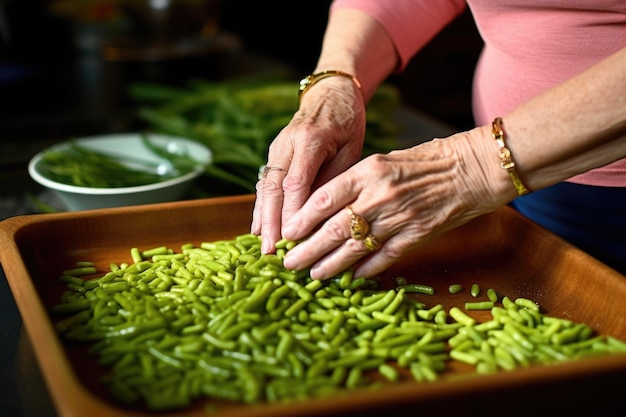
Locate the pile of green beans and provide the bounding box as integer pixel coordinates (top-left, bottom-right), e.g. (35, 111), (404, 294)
(449, 296), (626, 373)
(51, 234), (626, 411)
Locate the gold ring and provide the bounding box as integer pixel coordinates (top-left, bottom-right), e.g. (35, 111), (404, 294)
(345, 206), (381, 251)
(363, 234), (381, 251)
(346, 205), (370, 240)
(258, 165), (288, 180)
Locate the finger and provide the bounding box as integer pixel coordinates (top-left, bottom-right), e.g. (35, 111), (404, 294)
(280, 147), (325, 235)
(283, 204), (385, 279)
(258, 167), (289, 253)
(282, 207), (353, 272)
(289, 222), (410, 280)
(352, 234), (408, 278)
(308, 238), (378, 280)
(282, 169), (358, 241)
(251, 166), (279, 235)
(276, 160), (359, 258)
(251, 184), (263, 235)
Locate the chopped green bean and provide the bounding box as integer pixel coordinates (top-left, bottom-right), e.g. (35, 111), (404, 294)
(470, 283), (480, 298)
(62, 266), (97, 276)
(130, 248), (142, 264)
(394, 276), (408, 286)
(449, 307), (476, 327)
(396, 284), (434, 295)
(378, 363), (400, 382)
(514, 297), (540, 312)
(465, 301), (495, 311)
(358, 289), (397, 314)
(448, 284), (463, 294)
(450, 350), (479, 365)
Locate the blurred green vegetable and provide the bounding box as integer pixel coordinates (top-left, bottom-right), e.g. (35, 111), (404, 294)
(128, 75), (402, 196)
(37, 136), (200, 188)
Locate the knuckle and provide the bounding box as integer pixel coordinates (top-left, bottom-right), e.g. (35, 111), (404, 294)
(281, 172), (307, 193)
(378, 243), (404, 264)
(261, 178), (284, 195)
(324, 218), (348, 242)
(313, 187), (338, 213)
(364, 152), (388, 168)
(358, 153), (394, 180)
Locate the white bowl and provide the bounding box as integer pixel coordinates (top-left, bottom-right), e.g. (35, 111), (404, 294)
(28, 133), (212, 211)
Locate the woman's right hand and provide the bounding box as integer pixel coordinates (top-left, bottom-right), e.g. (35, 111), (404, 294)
(251, 76), (367, 254)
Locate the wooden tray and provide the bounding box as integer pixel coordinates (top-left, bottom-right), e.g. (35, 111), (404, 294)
(1, 194), (625, 417)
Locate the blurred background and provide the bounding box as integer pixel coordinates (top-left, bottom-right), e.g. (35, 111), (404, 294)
(0, 0), (482, 187)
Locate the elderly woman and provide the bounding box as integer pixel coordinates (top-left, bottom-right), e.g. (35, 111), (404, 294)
(252, 0), (626, 279)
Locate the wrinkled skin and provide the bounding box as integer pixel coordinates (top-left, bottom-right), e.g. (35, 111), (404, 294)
(251, 81), (366, 254)
(278, 130), (505, 280)
(252, 78), (509, 281)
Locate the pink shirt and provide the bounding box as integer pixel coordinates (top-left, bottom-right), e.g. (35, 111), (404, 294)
(331, 0), (626, 186)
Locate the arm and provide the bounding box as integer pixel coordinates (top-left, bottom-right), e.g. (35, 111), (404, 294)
(280, 47), (626, 280)
(312, 8), (399, 103)
(500, 47), (626, 193)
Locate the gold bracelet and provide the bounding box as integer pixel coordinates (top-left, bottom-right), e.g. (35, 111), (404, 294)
(492, 117), (531, 196)
(298, 70), (362, 100)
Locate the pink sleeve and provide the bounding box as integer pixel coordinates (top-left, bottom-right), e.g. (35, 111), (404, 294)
(330, 0), (468, 70)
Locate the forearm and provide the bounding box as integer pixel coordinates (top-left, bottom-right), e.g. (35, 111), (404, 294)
(312, 8), (399, 103)
(501, 47), (626, 191)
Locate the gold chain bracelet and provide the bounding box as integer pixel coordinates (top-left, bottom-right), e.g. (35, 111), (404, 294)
(298, 70), (362, 101)
(492, 117), (531, 196)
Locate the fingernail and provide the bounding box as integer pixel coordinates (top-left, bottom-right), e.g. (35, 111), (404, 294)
(282, 252), (297, 271)
(308, 266), (325, 281)
(261, 238), (272, 254)
(282, 222), (295, 240)
(308, 267), (319, 280)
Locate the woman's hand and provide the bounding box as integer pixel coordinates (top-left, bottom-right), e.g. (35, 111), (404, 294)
(251, 77), (366, 254)
(280, 126), (514, 280)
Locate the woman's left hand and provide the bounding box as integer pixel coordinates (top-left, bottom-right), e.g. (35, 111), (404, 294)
(280, 126), (512, 280)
